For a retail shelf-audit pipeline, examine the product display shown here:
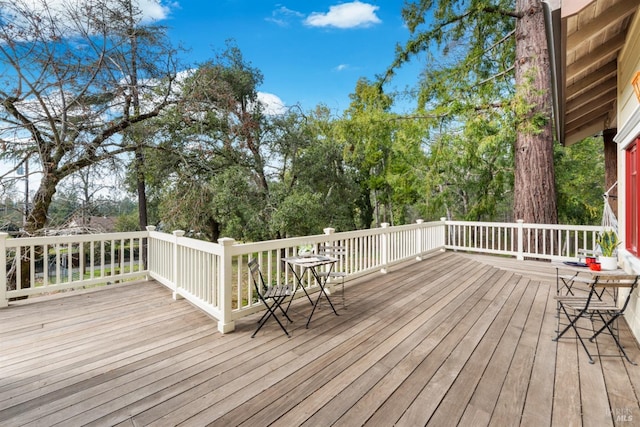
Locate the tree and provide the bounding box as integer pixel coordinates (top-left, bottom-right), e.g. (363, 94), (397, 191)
(417, 105), (514, 221)
(117, 0), (154, 231)
(0, 0), (178, 236)
(147, 59), (365, 242)
(555, 136), (605, 225)
(512, 0), (556, 224)
(338, 78), (429, 227)
(269, 106), (360, 236)
(48, 161), (125, 227)
(142, 43), (274, 242)
(386, 0), (557, 225)
(0, 0), (178, 293)
(384, 117), (431, 224)
(339, 78), (395, 227)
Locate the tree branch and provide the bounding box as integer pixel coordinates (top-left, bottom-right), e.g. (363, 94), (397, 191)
(382, 5), (521, 86)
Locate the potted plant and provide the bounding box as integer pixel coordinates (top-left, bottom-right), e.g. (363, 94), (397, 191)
(596, 230), (620, 270)
(298, 244), (313, 257)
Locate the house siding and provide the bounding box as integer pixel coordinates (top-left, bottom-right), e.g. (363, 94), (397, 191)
(618, 13), (640, 128)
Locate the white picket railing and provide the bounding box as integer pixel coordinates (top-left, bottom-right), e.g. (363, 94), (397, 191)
(445, 220), (602, 260)
(0, 231), (148, 301)
(145, 221), (446, 332)
(1, 219), (604, 333)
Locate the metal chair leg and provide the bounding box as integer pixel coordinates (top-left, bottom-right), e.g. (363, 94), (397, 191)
(554, 305), (595, 364)
(590, 312), (636, 365)
(252, 296), (291, 338)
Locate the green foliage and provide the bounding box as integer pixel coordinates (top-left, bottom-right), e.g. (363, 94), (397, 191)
(337, 78), (428, 227)
(47, 192), (80, 227)
(555, 137), (605, 225)
(139, 42), (269, 241)
(596, 230), (620, 257)
(512, 70), (549, 136)
(386, 0), (558, 225)
(155, 165), (262, 241)
(269, 190), (325, 238)
(116, 212), (142, 232)
(419, 107), (514, 221)
(286, 117), (360, 232)
(144, 57), (366, 241)
(383, 0), (520, 222)
(4, 4), (604, 242)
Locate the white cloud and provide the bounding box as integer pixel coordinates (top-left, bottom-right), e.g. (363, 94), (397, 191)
(137, 0), (175, 23)
(334, 64), (349, 71)
(257, 92), (287, 116)
(304, 1), (381, 29)
(266, 6), (305, 27)
(8, 0), (173, 25)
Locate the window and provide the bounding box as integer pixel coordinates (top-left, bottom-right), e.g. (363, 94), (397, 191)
(627, 139), (639, 256)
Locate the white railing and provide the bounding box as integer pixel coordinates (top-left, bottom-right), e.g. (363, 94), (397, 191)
(146, 221), (446, 332)
(1, 219), (604, 333)
(445, 220), (602, 260)
(0, 231), (148, 301)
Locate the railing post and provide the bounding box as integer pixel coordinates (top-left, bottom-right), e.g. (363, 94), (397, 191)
(381, 222), (390, 274)
(218, 237), (236, 334)
(172, 230), (185, 300)
(323, 227), (337, 294)
(516, 220), (524, 261)
(416, 219), (424, 261)
(0, 232), (7, 308)
(440, 217), (448, 249)
(144, 225), (156, 280)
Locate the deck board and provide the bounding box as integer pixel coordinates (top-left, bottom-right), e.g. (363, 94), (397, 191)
(1, 252), (640, 426)
(518, 281), (557, 427)
(456, 278), (544, 427)
(298, 261), (499, 427)
(391, 271), (523, 426)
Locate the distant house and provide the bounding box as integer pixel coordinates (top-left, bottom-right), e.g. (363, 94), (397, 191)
(65, 215), (117, 234)
(0, 223), (21, 237)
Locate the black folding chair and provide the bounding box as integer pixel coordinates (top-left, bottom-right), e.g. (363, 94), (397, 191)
(554, 274), (639, 364)
(249, 258), (293, 338)
(317, 245), (348, 308)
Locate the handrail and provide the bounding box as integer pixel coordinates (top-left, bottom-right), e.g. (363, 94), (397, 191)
(1, 231), (149, 305)
(445, 220), (602, 260)
(146, 220), (446, 333)
(1, 219), (605, 333)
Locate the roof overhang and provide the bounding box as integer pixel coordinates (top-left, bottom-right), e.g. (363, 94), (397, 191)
(543, 0), (640, 146)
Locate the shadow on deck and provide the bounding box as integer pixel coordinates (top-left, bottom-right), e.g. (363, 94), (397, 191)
(1, 252), (639, 426)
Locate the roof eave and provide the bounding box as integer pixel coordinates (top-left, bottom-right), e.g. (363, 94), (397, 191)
(543, 0), (565, 145)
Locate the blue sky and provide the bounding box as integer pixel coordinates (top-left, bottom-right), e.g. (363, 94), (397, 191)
(156, 1), (425, 114)
(1, 1), (426, 194)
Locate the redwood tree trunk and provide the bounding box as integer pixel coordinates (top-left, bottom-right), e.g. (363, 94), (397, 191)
(513, 0), (557, 225)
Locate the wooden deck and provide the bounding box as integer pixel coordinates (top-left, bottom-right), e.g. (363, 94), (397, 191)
(1, 251), (640, 426)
